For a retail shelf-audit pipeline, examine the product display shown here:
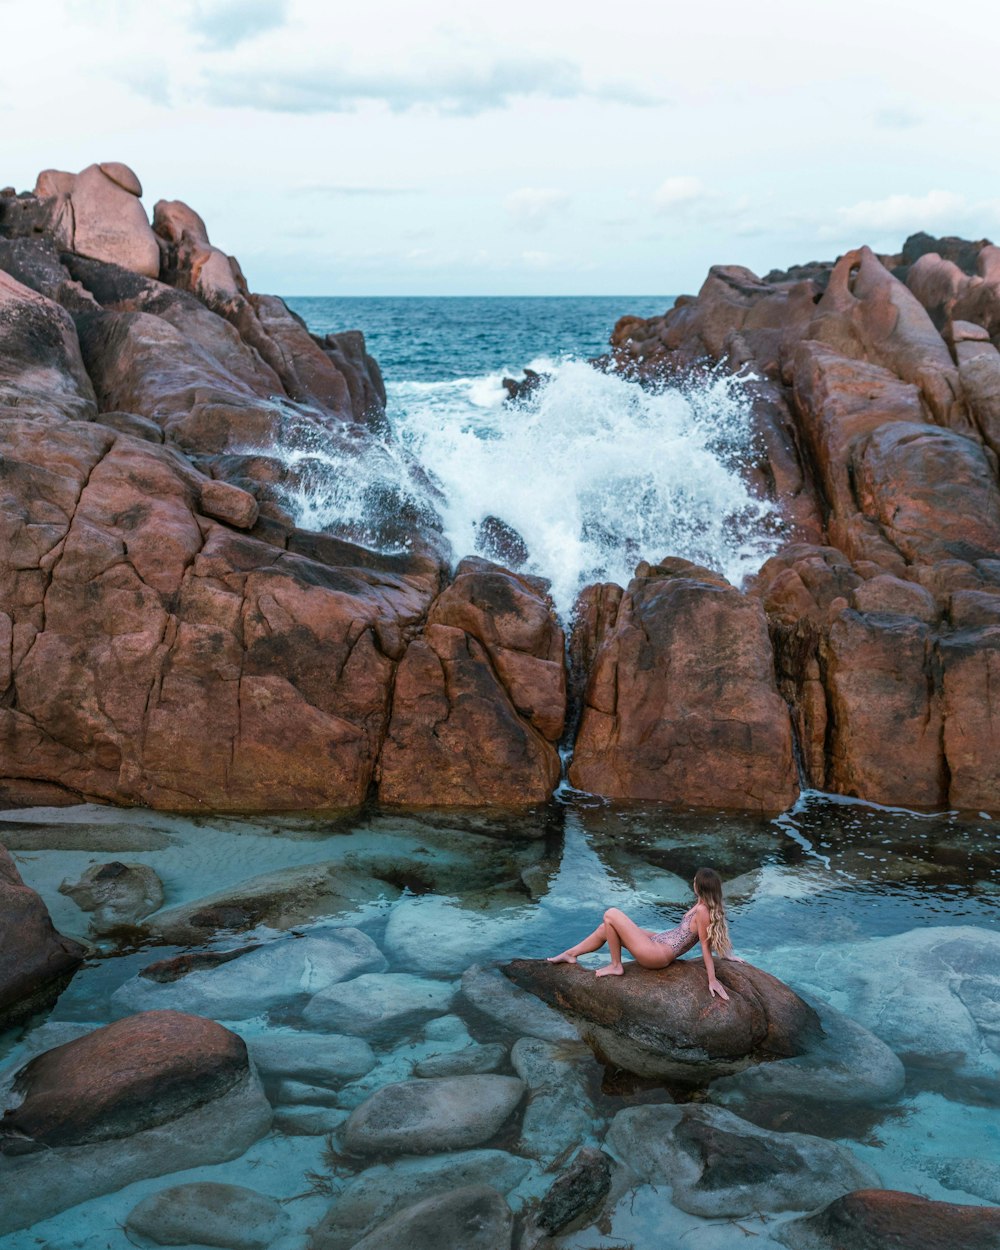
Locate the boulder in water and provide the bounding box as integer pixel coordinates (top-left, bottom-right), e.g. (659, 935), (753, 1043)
(342, 1074), (525, 1155)
(125, 1181), (288, 1250)
(58, 859), (163, 933)
(608, 1102), (878, 1217)
(0, 845), (85, 1030)
(347, 1184), (513, 1250)
(776, 1188), (1000, 1250)
(0, 1010), (272, 1235)
(502, 957), (821, 1080)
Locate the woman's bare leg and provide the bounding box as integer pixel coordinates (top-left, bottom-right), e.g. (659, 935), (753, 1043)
(547, 922), (608, 964)
(596, 907), (673, 976)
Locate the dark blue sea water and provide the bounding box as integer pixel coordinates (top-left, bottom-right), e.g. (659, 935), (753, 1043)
(285, 295), (674, 383)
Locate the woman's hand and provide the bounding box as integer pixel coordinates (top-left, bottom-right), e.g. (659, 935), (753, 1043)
(708, 978), (730, 1001)
(726, 955), (747, 964)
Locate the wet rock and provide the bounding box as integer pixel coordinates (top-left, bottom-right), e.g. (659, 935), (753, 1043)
(710, 995), (905, 1111)
(112, 928), (388, 1020)
(475, 515), (530, 569)
(272, 1077), (342, 1105)
(461, 963), (581, 1043)
(503, 958), (821, 1080)
(930, 1156), (1000, 1204)
(524, 1147), (614, 1241)
(776, 1188), (1000, 1250)
(940, 625), (1000, 809)
(502, 367), (546, 403)
(348, 1184), (513, 1250)
(273, 1105), (349, 1135)
(378, 559), (565, 806)
(414, 1041), (508, 1077)
(303, 972), (456, 1037)
(144, 863), (399, 943)
(125, 1181), (288, 1249)
(771, 925), (1000, 1075)
(511, 1036), (598, 1163)
(199, 477), (259, 529)
(608, 1103), (878, 1217)
(310, 1149), (532, 1250)
(244, 1030), (375, 1084)
(342, 1074), (525, 1155)
(58, 859), (163, 933)
(0, 1011), (272, 1235)
(0, 845), (85, 1030)
(569, 559), (798, 813)
(96, 409), (165, 442)
(382, 891), (530, 974)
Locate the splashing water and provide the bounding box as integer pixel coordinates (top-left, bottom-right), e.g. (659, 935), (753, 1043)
(271, 358), (781, 617)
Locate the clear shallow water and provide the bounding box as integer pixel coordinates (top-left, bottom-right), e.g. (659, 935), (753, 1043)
(277, 296), (781, 614)
(1, 796), (998, 1248)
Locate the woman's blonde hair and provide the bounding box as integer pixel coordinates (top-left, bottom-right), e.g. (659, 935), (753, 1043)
(694, 867), (732, 957)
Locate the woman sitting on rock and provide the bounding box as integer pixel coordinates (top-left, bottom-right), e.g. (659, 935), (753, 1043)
(547, 866), (737, 999)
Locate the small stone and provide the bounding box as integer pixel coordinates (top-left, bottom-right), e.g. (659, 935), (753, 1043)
(414, 1041), (508, 1078)
(58, 859), (163, 933)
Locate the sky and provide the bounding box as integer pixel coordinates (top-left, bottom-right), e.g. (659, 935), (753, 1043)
(2, 0), (999, 296)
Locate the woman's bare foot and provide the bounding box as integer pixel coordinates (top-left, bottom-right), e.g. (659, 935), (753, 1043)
(546, 952), (578, 964)
(595, 962), (624, 977)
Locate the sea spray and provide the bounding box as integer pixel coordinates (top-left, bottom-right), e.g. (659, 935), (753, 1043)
(268, 359), (782, 617)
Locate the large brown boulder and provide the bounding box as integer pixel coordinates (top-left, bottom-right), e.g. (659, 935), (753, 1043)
(502, 958), (821, 1080)
(377, 559), (564, 806)
(33, 162), (160, 277)
(0, 845), (84, 1029)
(568, 559), (798, 812)
(777, 1189), (1000, 1250)
(0, 1011), (272, 1234)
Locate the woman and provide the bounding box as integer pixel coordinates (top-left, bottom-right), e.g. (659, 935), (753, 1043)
(546, 866), (738, 1000)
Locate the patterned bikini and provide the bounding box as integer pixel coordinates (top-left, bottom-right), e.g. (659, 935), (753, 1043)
(650, 908), (699, 957)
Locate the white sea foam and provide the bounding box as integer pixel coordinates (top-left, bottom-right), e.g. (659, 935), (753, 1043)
(273, 359), (781, 617)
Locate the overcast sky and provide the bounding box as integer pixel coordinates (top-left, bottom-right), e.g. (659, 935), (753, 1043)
(2, 0), (999, 295)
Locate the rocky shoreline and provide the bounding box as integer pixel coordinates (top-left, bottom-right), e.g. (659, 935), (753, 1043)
(2, 162), (1000, 815)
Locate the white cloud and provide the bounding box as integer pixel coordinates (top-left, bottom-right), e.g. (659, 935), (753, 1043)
(822, 190), (974, 238)
(190, 0), (289, 50)
(653, 176), (706, 212)
(505, 188), (571, 230)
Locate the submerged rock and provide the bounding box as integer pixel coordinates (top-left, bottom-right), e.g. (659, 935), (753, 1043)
(144, 863), (399, 943)
(125, 1181), (288, 1250)
(524, 1147), (614, 1241)
(244, 1030), (376, 1084)
(309, 1149), (532, 1250)
(347, 1184), (513, 1250)
(113, 928), (387, 1020)
(608, 1103), (878, 1217)
(58, 859), (163, 933)
(503, 957), (820, 1080)
(776, 1188), (1000, 1250)
(0, 1011), (272, 1234)
(303, 971), (456, 1037)
(511, 1036), (599, 1163)
(413, 1040), (508, 1078)
(342, 1074), (525, 1155)
(461, 963), (580, 1043)
(0, 845), (85, 1031)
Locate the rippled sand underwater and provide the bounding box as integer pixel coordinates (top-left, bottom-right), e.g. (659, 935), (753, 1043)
(1, 793), (998, 1249)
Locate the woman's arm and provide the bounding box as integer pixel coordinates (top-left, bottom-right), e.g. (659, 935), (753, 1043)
(696, 909), (730, 1001)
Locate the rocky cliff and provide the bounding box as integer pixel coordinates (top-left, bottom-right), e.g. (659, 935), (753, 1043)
(2, 163), (999, 813)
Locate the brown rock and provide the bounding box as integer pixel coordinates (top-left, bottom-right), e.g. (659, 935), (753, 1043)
(34, 162), (160, 278)
(377, 622), (561, 807)
(777, 1188), (1000, 1250)
(0, 1011), (249, 1151)
(940, 625), (1000, 810)
(0, 845), (84, 1029)
(850, 574), (937, 622)
(569, 560), (798, 813)
(823, 610), (945, 807)
(811, 245), (969, 431)
(199, 478), (259, 529)
(502, 958), (821, 1081)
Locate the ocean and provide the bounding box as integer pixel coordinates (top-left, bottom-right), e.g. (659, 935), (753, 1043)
(283, 295), (779, 616)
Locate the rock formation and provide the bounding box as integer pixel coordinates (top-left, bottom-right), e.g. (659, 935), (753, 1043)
(0, 1010), (272, 1234)
(502, 957), (821, 1080)
(3, 162), (1000, 814)
(0, 844), (84, 1028)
